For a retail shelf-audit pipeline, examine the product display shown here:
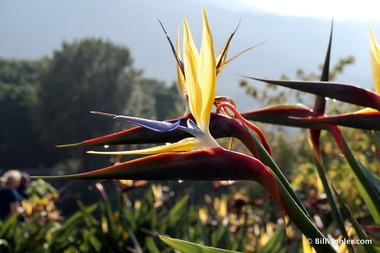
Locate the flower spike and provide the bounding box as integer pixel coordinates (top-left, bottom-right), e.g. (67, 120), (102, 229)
(291, 111), (380, 131)
(244, 76), (380, 111)
(56, 113), (261, 157)
(162, 13), (263, 102)
(83, 9), (220, 156)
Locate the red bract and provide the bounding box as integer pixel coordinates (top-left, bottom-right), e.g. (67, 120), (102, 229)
(242, 105), (324, 129)
(296, 111), (380, 131)
(244, 77), (380, 111)
(243, 106), (345, 153)
(32, 147), (284, 212)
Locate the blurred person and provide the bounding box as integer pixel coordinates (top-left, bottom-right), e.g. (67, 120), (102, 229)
(0, 170), (21, 220)
(17, 172), (30, 199)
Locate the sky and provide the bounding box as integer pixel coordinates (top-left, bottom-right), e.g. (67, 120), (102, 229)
(204, 0), (380, 22)
(1, 0), (380, 109)
(3, 0), (380, 56)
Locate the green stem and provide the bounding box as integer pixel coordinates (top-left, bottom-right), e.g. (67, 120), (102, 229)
(251, 134), (309, 216)
(273, 173), (336, 253)
(252, 133), (336, 252)
(310, 152), (354, 253)
(332, 186), (377, 253)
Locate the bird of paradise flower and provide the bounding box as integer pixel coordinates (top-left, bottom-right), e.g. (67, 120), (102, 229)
(35, 9), (280, 201)
(33, 9), (337, 253)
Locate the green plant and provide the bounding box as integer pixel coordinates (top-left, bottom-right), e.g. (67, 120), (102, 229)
(32, 9), (380, 253)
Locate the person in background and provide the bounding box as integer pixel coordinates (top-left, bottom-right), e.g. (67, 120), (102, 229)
(0, 170), (22, 220)
(17, 172), (30, 200)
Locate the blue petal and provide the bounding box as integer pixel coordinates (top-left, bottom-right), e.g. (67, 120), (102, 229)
(114, 115), (181, 132)
(91, 111), (204, 137)
(186, 119), (199, 129)
(177, 119), (205, 137)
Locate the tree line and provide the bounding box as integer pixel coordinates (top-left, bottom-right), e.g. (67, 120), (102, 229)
(0, 38), (182, 173)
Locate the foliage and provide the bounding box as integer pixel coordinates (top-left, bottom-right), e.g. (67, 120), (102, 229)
(0, 39), (181, 172)
(29, 10), (380, 252)
(3, 9), (380, 253)
(31, 38), (180, 172)
(240, 57), (379, 221)
(0, 58), (45, 168)
(0, 180), (288, 253)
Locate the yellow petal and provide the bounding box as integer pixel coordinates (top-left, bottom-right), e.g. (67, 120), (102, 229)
(198, 8), (216, 132)
(198, 207), (208, 225)
(183, 17), (202, 127)
(369, 28), (380, 94)
(176, 26), (186, 100)
(302, 234), (316, 253)
(183, 18), (199, 67)
(87, 138), (199, 155)
(183, 9), (216, 133)
(181, 9), (220, 150)
(353, 107), (378, 114)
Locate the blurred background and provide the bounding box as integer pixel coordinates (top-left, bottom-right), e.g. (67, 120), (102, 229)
(1, 0), (380, 215)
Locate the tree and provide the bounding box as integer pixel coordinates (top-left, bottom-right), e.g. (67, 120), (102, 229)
(32, 38), (181, 172)
(0, 58), (45, 169)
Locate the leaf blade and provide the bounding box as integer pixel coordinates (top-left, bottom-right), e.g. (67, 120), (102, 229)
(159, 236), (241, 253)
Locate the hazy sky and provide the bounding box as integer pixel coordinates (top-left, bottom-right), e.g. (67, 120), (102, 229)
(2, 0), (379, 58)
(203, 0), (380, 22)
(1, 0), (380, 109)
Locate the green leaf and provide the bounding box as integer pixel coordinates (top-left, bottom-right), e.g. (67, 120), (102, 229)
(250, 130), (336, 252)
(250, 132), (309, 216)
(272, 172), (336, 253)
(353, 173), (380, 225)
(370, 130), (380, 158)
(359, 161), (380, 195)
(99, 199), (119, 239)
(342, 137), (380, 225)
(127, 227), (144, 253)
(58, 202), (99, 237)
(77, 200), (99, 227)
(367, 234), (380, 249)
(159, 236), (241, 253)
(256, 225), (284, 253)
(332, 185), (377, 253)
(84, 228), (102, 252)
(0, 213), (20, 239)
(145, 237), (161, 253)
(167, 195), (189, 227)
(231, 215), (247, 251)
(213, 224), (231, 249)
(307, 135), (353, 252)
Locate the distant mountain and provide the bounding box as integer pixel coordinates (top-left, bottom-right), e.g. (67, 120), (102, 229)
(1, 0), (379, 110)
